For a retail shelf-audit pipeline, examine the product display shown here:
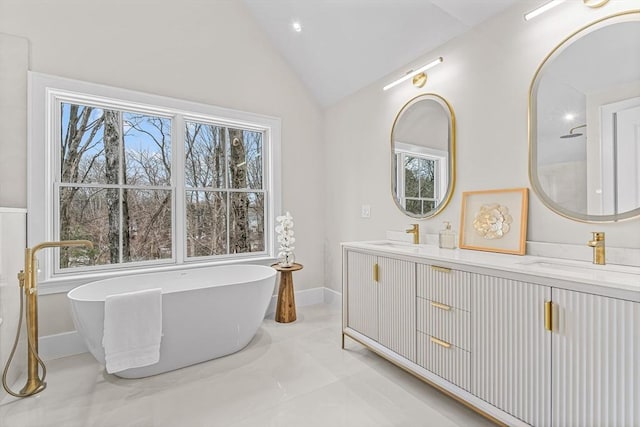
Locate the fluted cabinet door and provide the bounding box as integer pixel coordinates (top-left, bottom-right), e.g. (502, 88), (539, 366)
(346, 251), (378, 341)
(378, 256), (416, 362)
(552, 289), (640, 427)
(471, 274), (552, 427)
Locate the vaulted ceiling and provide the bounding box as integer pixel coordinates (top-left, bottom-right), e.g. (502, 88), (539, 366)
(242, 0), (520, 106)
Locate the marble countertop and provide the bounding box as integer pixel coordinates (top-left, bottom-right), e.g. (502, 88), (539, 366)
(342, 240), (640, 303)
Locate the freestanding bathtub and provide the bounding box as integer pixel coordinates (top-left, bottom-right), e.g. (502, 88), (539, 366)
(67, 265), (276, 378)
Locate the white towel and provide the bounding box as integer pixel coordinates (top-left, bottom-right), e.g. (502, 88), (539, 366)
(102, 288), (163, 374)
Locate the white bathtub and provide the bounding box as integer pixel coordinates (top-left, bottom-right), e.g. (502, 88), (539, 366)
(67, 265), (276, 378)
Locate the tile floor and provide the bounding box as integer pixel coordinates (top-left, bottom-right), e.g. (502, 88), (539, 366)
(0, 304), (494, 426)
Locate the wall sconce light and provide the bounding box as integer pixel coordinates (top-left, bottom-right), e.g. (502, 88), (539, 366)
(525, 0), (610, 21)
(383, 57), (443, 91)
(412, 73), (427, 88)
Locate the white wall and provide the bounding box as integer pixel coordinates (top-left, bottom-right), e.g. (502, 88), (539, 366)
(324, 1), (640, 292)
(0, 33), (29, 398)
(0, 208), (27, 401)
(0, 33), (28, 208)
(0, 0), (325, 334)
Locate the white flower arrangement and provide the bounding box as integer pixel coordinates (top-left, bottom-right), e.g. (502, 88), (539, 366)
(276, 211), (296, 266)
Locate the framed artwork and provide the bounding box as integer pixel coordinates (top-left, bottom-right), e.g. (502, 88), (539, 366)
(459, 188), (529, 255)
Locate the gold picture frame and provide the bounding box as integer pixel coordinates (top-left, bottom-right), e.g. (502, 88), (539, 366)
(459, 188), (529, 255)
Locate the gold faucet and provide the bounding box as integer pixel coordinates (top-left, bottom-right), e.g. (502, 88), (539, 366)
(587, 232), (605, 265)
(406, 224), (420, 244)
(14, 240), (93, 396)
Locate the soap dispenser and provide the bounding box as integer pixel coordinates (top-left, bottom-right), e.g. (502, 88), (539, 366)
(439, 221), (456, 249)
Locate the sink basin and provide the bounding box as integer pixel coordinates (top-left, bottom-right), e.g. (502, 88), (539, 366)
(364, 240), (442, 256)
(518, 259), (640, 284)
(368, 241), (415, 247)
(367, 241), (421, 252)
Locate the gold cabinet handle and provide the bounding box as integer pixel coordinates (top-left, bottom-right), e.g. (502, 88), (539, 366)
(544, 301), (553, 332)
(373, 263), (379, 282)
(431, 265), (451, 273)
(430, 336), (451, 349)
(430, 301), (452, 311)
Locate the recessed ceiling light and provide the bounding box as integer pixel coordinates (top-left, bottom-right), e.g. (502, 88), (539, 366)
(292, 21), (302, 33)
(564, 113), (575, 121)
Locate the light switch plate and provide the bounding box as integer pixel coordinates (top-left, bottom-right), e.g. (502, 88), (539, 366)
(361, 204), (371, 218)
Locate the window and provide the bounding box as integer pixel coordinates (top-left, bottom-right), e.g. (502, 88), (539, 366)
(184, 121), (265, 257)
(29, 73), (281, 290)
(394, 144), (447, 216)
(59, 104), (173, 269)
(402, 154), (438, 215)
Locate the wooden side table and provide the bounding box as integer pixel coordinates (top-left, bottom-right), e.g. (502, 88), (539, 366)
(271, 263), (303, 323)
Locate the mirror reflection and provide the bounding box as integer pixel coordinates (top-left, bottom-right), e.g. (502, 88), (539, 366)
(530, 13), (640, 221)
(391, 94), (455, 218)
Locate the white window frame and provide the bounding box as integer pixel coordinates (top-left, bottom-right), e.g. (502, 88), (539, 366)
(28, 72), (281, 294)
(394, 141), (448, 213)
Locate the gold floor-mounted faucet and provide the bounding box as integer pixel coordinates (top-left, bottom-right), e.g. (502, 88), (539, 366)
(587, 232), (605, 265)
(406, 224), (420, 244)
(2, 240), (93, 398)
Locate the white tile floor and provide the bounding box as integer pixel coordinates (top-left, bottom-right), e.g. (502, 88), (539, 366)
(1, 304), (494, 427)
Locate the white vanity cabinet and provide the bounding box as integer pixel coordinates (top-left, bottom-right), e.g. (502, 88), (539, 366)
(551, 289), (640, 427)
(342, 242), (640, 427)
(345, 250), (416, 361)
(470, 274), (552, 427)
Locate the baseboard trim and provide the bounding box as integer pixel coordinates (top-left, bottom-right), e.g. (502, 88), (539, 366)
(323, 287), (342, 307)
(266, 286), (341, 314)
(40, 330), (88, 361)
(41, 286), (343, 360)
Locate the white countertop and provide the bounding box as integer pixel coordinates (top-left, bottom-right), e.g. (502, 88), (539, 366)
(342, 240), (640, 303)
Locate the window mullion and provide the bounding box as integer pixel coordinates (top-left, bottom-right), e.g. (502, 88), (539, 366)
(225, 127), (231, 255)
(175, 114), (185, 264)
(118, 110), (124, 264)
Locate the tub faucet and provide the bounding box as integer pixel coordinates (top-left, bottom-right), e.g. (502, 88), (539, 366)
(2, 240), (93, 398)
(406, 224), (419, 244)
(587, 232), (605, 265)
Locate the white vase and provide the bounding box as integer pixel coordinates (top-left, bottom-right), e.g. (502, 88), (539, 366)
(278, 251), (295, 267)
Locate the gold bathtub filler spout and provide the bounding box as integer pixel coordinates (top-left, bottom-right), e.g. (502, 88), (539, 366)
(587, 232), (605, 265)
(2, 240), (93, 398)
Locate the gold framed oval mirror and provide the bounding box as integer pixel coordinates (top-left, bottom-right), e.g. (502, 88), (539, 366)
(529, 10), (640, 222)
(391, 93), (456, 218)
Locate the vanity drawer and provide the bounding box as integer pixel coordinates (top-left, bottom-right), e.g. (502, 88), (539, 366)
(417, 297), (470, 351)
(417, 331), (470, 391)
(417, 264), (470, 311)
